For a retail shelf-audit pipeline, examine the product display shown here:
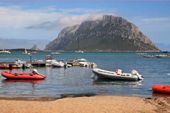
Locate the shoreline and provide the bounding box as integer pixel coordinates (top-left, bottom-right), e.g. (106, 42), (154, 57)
(0, 95), (170, 113)
(0, 93), (169, 101)
(0, 93), (97, 101)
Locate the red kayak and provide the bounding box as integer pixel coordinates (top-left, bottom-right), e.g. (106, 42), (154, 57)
(1, 70), (46, 80)
(152, 84), (170, 94)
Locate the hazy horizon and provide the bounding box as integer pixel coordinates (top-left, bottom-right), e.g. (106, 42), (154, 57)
(0, 38), (49, 49)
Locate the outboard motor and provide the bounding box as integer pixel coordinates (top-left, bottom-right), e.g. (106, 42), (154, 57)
(131, 70), (144, 80)
(32, 69), (39, 75)
(131, 70), (138, 75)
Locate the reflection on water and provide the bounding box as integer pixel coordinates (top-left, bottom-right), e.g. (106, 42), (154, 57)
(2, 79), (44, 85)
(93, 79), (143, 86)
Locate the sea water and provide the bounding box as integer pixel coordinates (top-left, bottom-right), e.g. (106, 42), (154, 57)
(0, 52), (170, 97)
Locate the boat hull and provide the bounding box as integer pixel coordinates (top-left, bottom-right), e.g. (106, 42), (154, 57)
(92, 68), (141, 81)
(1, 71), (46, 80)
(152, 84), (170, 94)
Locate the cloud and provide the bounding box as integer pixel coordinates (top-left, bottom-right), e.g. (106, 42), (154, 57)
(26, 14), (109, 31)
(25, 8), (115, 30)
(0, 6), (61, 28)
(0, 6), (116, 30)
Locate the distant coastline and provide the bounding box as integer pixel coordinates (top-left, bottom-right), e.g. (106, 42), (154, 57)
(0, 48), (45, 52)
(0, 48), (164, 53)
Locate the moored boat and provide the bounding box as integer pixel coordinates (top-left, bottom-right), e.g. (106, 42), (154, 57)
(15, 59), (32, 68)
(152, 84), (170, 94)
(0, 49), (11, 54)
(51, 60), (65, 68)
(22, 48), (30, 55)
(1, 69), (46, 80)
(92, 68), (143, 81)
(155, 54), (170, 58)
(51, 52), (60, 55)
(0, 64), (18, 69)
(75, 50), (84, 53)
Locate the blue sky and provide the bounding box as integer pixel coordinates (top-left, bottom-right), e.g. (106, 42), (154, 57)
(0, 0), (170, 50)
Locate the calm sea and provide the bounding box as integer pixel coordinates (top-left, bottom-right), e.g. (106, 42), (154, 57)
(0, 52), (170, 98)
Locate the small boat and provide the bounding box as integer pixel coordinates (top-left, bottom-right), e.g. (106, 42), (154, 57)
(23, 48), (30, 55)
(142, 54), (155, 58)
(92, 68), (143, 81)
(155, 54), (170, 58)
(45, 55), (55, 66)
(77, 58), (90, 67)
(51, 60), (65, 68)
(77, 58), (87, 62)
(0, 49), (11, 54)
(75, 50), (84, 53)
(15, 59), (32, 68)
(1, 69), (46, 80)
(51, 52), (60, 55)
(76, 58), (97, 68)
(152, 84), (170, 94)
(0, 64), (18, 69)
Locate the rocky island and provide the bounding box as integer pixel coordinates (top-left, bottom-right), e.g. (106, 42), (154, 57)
(45, 15), (160, 52)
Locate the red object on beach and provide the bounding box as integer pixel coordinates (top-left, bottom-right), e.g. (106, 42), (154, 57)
(1, 70), (46, 80)
(0, 64), (18, 69)
(152, 84), (170, 94)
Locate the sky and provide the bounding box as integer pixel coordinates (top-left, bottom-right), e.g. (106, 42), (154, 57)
(0, 0), (170, 50)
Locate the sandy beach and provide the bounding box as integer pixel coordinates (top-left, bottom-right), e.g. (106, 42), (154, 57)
(0, 96), (170, 113)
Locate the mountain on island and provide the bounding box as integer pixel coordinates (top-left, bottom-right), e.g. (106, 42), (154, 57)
(45, 15), (160, 52)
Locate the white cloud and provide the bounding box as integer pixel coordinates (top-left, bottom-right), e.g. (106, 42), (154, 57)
(0, 6), (117, 41)
(26, 14), (108, 31)
(26, 8), (116, 30)
(0, 6), (116, 29)
(0, 6), (59, 28)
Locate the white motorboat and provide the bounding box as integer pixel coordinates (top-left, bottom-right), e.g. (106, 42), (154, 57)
(75, 50), (84, 53)
(15, 59), (32, 68)
(51, 52), (60, 55)
(77, 58), (89, 67)
(51, 60), (65, 68)
(92, 68), (143, 81)
(45, 55), (55, 66)
(155, 54), (170, 58)
(77, 58), (97, 68)
(23, 48), (30, 55)
(0, 49), (11, 54)
(45, 59), (55, 66)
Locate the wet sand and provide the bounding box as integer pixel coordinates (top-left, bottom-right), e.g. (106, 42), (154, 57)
(1, 96), (170, 113)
